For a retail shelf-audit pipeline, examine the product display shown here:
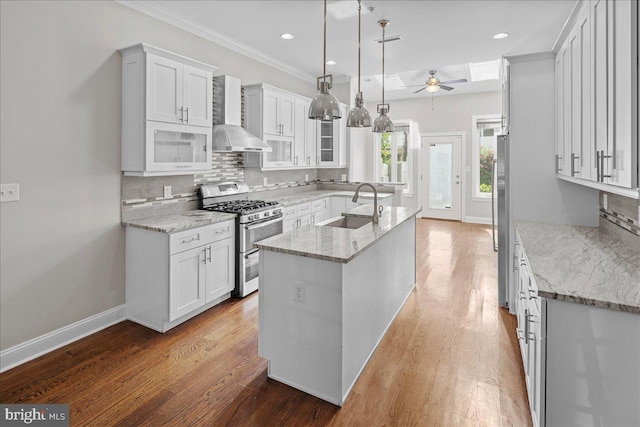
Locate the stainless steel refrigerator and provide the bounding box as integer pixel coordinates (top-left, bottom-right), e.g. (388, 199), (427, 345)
(492, 134), (510, 309)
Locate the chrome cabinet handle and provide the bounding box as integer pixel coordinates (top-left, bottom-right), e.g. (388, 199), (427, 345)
(214, 227), (229, 235)
(571, 153), (580, 176)
(520, 257), (527, 266)
(207, 246), (212, 262)
(295, 156), (298, 165)
(202, 248), (207, 263)
(307, 156), (311, 165)
(181, 236), (199, 244)
(185, 107), (189, 123)
(555, 154), (562, 173)
(513, 253), (519, 272)
(600, 150), (611, 181)
(525, 311), (537, 342)
(596, 150), (600, 181)
(179, 107), (184, 122)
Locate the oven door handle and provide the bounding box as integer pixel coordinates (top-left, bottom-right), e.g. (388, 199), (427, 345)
(245, 216), (284, 230)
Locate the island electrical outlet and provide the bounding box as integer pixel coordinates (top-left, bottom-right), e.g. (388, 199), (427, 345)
(294, 282), (305, 303)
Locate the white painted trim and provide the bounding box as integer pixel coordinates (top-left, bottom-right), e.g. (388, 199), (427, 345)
(471, 114), (502, 200)
(115, 1), (317, 84)
(552, 0), (585, 53)
(463, 216), (492, 225)
(0, 305), (127, 373)
(557, 175), (640, 199)
(504, 51), (555, 64)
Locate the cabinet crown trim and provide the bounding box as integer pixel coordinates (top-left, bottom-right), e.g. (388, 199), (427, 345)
(119, 43), (218, 72)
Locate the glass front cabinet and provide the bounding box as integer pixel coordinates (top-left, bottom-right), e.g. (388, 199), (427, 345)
(120, 43), (216, 176)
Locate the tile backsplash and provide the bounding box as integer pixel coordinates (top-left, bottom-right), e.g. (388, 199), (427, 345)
(121, 152), (348, 222)
(599, 191), (640, 237)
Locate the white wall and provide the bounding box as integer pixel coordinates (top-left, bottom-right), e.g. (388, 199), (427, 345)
(0, 1), (315, 351)
(362, 91), (502, 220)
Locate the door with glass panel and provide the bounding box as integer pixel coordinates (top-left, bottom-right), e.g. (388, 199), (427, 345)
(421, 135), (462, 220)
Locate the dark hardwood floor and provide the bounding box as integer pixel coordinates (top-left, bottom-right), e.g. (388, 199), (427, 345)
(0, 219), (531, 426)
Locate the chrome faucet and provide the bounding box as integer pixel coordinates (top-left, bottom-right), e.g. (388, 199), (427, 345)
(352, 183), (380, 224)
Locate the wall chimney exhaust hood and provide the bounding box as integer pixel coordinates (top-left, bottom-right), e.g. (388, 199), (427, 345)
(212, 75), (271, 152)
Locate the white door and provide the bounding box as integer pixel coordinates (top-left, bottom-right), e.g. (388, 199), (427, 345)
(170, 246), (206, 321)
(147, 54), (183, 124)
(421, 135), (462, 220)
(182, 64), (212, 127)
(205, 238), (235, 302)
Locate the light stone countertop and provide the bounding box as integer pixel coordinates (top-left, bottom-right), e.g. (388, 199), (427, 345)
(254, 206), (421, 263)
(257, 190), (392, 207)
(516, 221), (640, 314)
(122, 210), (237, 233)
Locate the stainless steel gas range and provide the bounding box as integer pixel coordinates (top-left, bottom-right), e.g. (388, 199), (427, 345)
(200, 182), (283, 297)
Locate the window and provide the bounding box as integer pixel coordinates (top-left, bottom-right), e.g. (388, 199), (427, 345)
(472, 115), (501, 199)
(377, 125), (412, 194)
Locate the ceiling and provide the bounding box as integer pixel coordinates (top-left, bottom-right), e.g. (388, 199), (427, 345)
(125, 0), (577, 102)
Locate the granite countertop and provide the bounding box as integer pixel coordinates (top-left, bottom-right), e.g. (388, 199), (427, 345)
(122, 210), (236, 233)
(258, 190), (393, 207)
(516, 221), (640, 314)
(254, 206), (421, 263)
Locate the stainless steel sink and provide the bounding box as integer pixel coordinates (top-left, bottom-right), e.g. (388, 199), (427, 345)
(322, 216), (372, 229)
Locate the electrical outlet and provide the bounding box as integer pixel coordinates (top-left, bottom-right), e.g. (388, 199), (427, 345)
(294, 282), (305, 303)
(0, 183), (20, 202)
(341, 174), (347, 182)
(305, 174), (309, 182)
(163, 186), (172, 199)
(263, 177), (268, 186)
(602, 193), (608, 210)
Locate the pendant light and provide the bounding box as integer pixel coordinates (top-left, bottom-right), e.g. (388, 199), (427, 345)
(309, 0), (341, 121)
(372, 19), (394, 133)
(346, 0), (372, 128)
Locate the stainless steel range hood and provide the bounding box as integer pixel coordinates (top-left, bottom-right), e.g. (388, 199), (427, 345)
(212, 75), (271, 152)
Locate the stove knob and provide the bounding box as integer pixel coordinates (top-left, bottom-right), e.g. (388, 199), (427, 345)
(264, 211), (270, 217)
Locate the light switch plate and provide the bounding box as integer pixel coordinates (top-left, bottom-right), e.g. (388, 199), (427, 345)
(263, 177), (268, 186)
(341, 174), (347, 182)
(603, 194), (608, 210)
(0, 183), (20, 202)
(305, 174), (309, 182)
(163, 186), (171, 199)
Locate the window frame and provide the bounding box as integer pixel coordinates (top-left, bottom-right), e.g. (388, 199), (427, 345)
(471, 114), (502, 201)
(373, 122), (413, 196)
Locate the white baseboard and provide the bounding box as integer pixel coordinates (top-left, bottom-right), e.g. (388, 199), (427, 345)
(0, 305), (127, 373)
(464, 216), (492, 225)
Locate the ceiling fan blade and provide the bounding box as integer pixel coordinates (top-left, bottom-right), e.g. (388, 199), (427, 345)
(439, 85), (454, 91)
(413, 87), (427, 94)
(440, 78), (467, 85)
(402, 85), (427, 88)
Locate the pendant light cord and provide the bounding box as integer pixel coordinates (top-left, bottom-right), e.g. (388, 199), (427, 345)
(323, 0), (327, 84)
(381, 22), (385, 106)
(357, 0), (361, 94)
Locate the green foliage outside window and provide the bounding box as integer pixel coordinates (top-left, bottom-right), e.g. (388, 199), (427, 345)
(479, 145), (494, 193)
(381, 133), (391, 168)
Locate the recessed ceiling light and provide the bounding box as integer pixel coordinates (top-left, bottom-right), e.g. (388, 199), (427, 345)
(493, 32), (509, 39)
(280, 33), (294, 40)
(326, 60), (336, 65)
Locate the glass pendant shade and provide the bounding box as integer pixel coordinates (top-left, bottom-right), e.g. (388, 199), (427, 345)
(373, 106), (394, 133)
(426, 84), (439, 93)
(346, 92), (372, 127)
(309, 0), (341, 121)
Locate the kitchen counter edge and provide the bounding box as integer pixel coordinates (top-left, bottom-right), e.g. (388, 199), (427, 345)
(516, 221), (640, 314)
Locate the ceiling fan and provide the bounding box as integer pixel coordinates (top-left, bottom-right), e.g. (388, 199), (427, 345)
(410, 70), (467, 93)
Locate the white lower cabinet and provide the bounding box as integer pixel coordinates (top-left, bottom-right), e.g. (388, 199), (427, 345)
(126, 220), (235, 332)
(515, 227), (640, 427)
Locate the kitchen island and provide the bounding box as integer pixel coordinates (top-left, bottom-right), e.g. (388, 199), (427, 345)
(254, 205), (421, 405)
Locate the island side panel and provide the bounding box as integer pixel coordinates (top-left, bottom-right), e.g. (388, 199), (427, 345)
(341, 216), (417, 401)
(258, 250), (344, 405)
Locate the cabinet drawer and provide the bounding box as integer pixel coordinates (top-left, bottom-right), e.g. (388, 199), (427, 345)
(170, 220), (234, 254)
(311, 198), (326, 212)
(297, 202), (311, 216)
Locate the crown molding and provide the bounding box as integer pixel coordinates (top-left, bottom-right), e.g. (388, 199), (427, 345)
(116, 0), (317, 84)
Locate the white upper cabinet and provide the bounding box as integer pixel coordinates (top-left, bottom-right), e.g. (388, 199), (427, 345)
(244, 83), (346, 170)
(555, 1), (638, 195)
(294, 97), (316, 167)
(146, 54), (212, 127)
(120, 44), (216, 176)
